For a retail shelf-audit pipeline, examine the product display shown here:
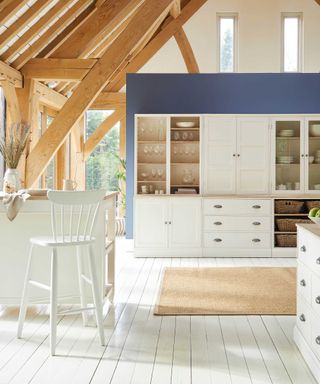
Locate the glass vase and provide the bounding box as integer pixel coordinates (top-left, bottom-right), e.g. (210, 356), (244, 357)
(3, 168), (20, 193)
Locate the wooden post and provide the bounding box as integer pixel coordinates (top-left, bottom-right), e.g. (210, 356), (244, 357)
(70, 116), (86, 190)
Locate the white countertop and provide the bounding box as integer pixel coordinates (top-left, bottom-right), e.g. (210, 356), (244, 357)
(297, 223), (320, 238)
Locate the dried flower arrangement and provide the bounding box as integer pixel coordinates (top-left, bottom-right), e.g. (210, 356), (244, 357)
(0, 123), (30, 168)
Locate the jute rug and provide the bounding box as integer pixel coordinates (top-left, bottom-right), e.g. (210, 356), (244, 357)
(154, 267), (296, 315)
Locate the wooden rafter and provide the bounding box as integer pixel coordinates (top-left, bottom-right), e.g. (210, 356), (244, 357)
(105, 0), (207, 92)
(0, 0), (52, 48)
(37, 3), (96, 59)
(83, 108), (125, 160)
(34, 82), (67, 110)
(0, 0), (28, 25)
(1, 0), (75, 63)
(12, 0), (93, 70)
(174, 27), (199, 73)
(25, 0), (174, 187)
(90, 92), (126, 110)
(170, 0), (181, 18)
(0, 79), (21, 124)
(21, 59), (97, 81)
(0, 60), (22, 87)
(50, 0), (144, 59)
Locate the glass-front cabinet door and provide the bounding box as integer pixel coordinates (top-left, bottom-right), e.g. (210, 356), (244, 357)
(136, 116), (168, 195)
(306, 119), (320, 192)
(273, 118), (304, 193)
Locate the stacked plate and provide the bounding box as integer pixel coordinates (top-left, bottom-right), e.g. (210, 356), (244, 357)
(279, 129), (294, 137)
(277, 155), (294, 164)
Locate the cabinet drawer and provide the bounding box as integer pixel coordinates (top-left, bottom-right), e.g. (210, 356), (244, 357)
(204, 232), (271, 248)
(204, 216), (271, 232)
(297, 228), (320, 271)
(311, 312), (320, 361)
(297, 261), (311, 304)
(203, 199), (271, 216)
(296, 296), (311, 345)
(311, 273), (320, 316)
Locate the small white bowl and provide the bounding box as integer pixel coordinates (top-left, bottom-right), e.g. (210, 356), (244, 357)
(310, 124), (320, 137)
(309, 156), (315, 164)
(176, 122), (195, 128)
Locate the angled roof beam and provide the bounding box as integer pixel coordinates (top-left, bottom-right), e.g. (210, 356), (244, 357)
(174, 27), (199, 73)
(170, 0), (181, 18)
(50, 0), (144, 59)
(12, 0), (93, 70)
(90, 92), (126, 110)
(1, 0), (75, 63)
(34, 81), (67, 110)
(21, 58), (97, 81)
(25, 0), (174, 187)
(0, 0), (28, 25)
(0, 0), (52, 48)
(0, 59), (22, 87)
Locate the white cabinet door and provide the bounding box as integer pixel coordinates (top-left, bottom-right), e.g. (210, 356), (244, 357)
(237, 117), (270, 194)
(134, 198), (168, 248)
(203, 116), (237, 194)
(169, 198), (202, 248)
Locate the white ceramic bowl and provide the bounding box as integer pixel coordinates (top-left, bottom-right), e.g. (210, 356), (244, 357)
(309, 156), (315, 164)
(309, 216), (320, 225)
(310, 124), (320, 137)
(176, 122), (195, 128)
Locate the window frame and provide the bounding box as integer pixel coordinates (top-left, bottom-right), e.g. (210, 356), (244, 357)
(217, 13), (238, 73)
(281, 12), (303, 73)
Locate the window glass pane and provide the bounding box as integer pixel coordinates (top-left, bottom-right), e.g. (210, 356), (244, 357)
(283, 17), (299, 72)
(219, 17), (234, 72)
(85, 110), (120, 192)
(44, 115), (55, 189)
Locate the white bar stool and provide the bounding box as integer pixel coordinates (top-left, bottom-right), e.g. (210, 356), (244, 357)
(17, 190), (106, 356)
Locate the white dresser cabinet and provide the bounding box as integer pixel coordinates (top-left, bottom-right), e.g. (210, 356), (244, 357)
(203, 198), (272, 257)
(203, 116), (270, 195)
(134, 197), (202, 256)
(295, 224), (320, 382)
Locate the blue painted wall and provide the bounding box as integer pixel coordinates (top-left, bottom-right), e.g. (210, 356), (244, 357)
(126, 73), (320, 238)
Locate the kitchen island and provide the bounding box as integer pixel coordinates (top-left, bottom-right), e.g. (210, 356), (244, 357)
(0, 192), (117, 304)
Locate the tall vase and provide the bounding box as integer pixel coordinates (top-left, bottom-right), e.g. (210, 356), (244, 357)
(3, 168), (20, 193)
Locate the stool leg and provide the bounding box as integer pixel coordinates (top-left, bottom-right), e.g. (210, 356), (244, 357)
(50, 248), (58, 356)
(76, 246), (88, 326)
(17, 244), (34, 338)
(88, 244), (105, 346)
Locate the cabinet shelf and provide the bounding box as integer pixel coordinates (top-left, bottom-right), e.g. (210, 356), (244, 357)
(137, 180), (165, 183)
(171, 184), (199, 187)
(171, 162), (199, 165)
(137, 162), (166, 165)
(171, 127), (199, 131)
(274, 213), (309, 216)
(138, 141), (166, 144)
(171, 141), (199, 144)
(274, 231), (297, 234)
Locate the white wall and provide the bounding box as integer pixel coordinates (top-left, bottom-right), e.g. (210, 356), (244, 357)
(140, 0), (320, 74)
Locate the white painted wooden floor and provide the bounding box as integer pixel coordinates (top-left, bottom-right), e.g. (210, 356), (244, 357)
(0, 238), (316, 384)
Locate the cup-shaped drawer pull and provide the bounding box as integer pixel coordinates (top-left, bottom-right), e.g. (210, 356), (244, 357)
(316, 336), (320, 345)
(252, 238), (261, 243)
(214, 205), (222, 208)
(252, 205), (261, 209)
(300, 279), (306, 287)
(300, 245), (306, 252)
(315, 296), (320, 304)
(214, 221), (222, 225)
(317, 257), (320, 265)
(213, 238), (222, 242)
(252, 221), (261, 226)
(299, 314), (306, 322)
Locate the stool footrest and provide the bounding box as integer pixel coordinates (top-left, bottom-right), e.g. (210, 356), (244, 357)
(58, 306), (96, 315)
(29, 280), (51, 291)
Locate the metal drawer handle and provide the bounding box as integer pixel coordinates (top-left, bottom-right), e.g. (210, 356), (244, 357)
(300, 245), (306, 252)
(299, 314), (306, 322)
(252, 205), (261, 209)
(164, 221), (167, 224)
(214, 238), (222, 242)
(252, 238), (261, 243)
(252, 222), (261, 226)
(300, 279), (306, 287)
(316, 296), (320, 304)
(316, 336), (320, 345)
(168, 221), (172, 225)
(214, 222), (222, 225)
(214, 205), (222, 208)
(317, 257), (320, 265)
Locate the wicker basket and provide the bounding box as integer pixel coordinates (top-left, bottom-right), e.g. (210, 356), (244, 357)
(276, 218), (310, 232)
(276, 234), (297, 247)
(275, 200), (304, 214)
(306, 201), (320, 211)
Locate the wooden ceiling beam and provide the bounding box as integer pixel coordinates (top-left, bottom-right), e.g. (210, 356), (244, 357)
(25, 0), (175, 187)
(0, 0), (75, 63)
(105, 0), (207, 92)
(170, 0), (181, 18)
(12, 0), (92, 70)
(0, 0), (52, 48)
(37, 3), (96, 59)
(34, 81), (67, 110)
(83, 108), (125, 160)
(174, 27), (199, 73)
(90, 92), (126, 110)
(0, 79), (21, 124)
(0, 0), (28, 25)
(0, 60), (22, 87)
(21, 58), (97, 81)
(50, 0), (144, 59)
